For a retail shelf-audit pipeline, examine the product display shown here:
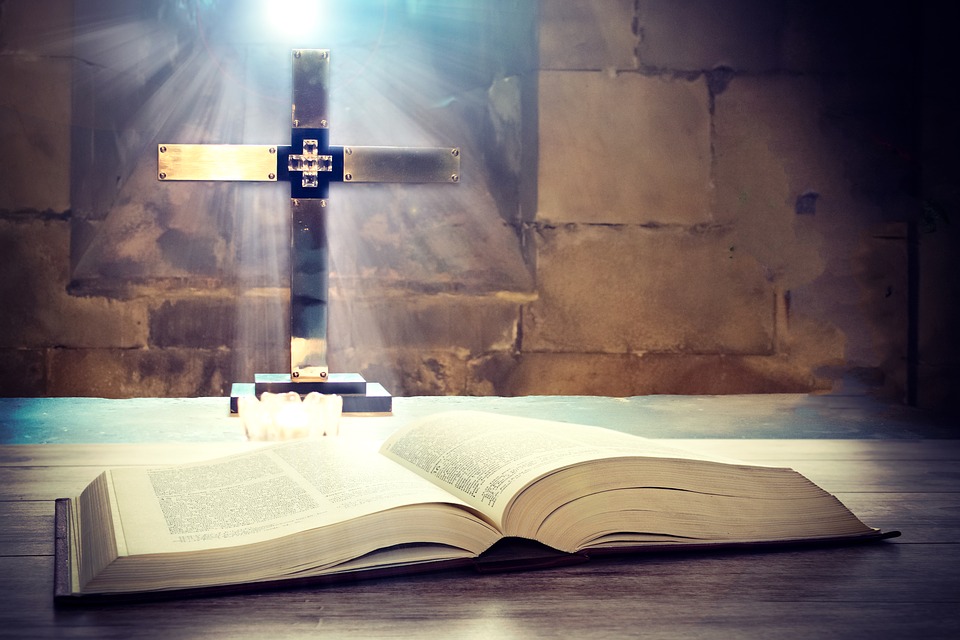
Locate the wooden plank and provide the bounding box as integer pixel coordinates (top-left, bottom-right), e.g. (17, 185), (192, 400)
(665, 439), (960, 462)
(0, 468), (115, 501)
(834, 493), (960, 543)
(2, 441), (959, 500)
(779, 459), (960, 493)
(0, 501), (53, 556)
(3, 439), (958, 468)
(7, 461), (957, 500)
(0, 443), (269, 468)
(2, 545), (958, 639)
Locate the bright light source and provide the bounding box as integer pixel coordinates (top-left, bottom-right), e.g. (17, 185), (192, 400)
(240, 391), (343, 440)
(264, 0), (329, 43)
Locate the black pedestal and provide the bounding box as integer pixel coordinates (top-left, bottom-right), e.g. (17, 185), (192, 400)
(230, 373), (392, 414)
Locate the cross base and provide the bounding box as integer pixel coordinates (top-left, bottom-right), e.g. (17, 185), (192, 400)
(229, 373), (392, 415)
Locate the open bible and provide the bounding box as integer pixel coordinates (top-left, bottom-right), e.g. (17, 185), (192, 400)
(55, 411), (897, 601)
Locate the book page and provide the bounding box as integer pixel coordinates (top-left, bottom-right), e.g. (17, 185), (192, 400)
(109, 438), (480, 556)
(379, 411), (734, 526)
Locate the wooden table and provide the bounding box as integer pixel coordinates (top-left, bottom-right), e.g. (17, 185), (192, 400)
(1, 396), (957, 638)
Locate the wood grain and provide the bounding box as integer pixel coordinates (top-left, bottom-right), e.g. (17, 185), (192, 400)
(0, 500), (53, 556)
(0, 397), (957, 639)
(3, 546), (958, 639)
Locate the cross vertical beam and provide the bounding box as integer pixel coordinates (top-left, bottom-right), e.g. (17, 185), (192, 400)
(288, 50), (332, 383)
(157, 49), (460, 414)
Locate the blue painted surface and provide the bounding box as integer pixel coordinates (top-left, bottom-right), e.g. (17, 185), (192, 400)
(0, 395), (953, 444)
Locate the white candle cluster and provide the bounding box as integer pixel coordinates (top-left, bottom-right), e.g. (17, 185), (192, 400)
(239, 392), (343, 441)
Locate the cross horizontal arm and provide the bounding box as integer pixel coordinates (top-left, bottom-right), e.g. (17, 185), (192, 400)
(278, 144), (461, 197)
(157, 144), (279, 181)
(157, 143), (460, 191)
(342, 146), (460, 184)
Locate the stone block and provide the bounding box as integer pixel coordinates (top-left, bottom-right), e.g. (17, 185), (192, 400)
(537, 71), (711, 224)
(149, 298), (237, 349)
(540, 0), (637, 71)
(0, 349), (46, 397)
(500, 352), (818, 396)
(634, 0), (785, 72)
(329, 294), (520, 356)
(0, 1), (72, 213)
(0, 0), (74, 56)
(465, 353), (506, 396)
(917, 365), (960, 420)
(919, 221), (960, 372)
(714, 76), (911, 397)
(323, 293), (524, 396)
(779, 1), (918, 75)
(388, 350), (469, 397)
(48, 348), (231, 397)
(0, 56), (71, 213)
(850, 226), (909, 397)
(0, 218), (148, 350)
(328, 190), (533, 295)
(325, 347), (470, 397)
(713, 76), (829, 289)
(152, 290), (292, 386)
(524, 224), (776, 354)
(230, 288), (289, 379)
(715, 74), (915, 233)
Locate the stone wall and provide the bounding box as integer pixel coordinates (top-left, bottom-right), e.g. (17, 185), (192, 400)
(514, 0), (923, 401)
(2, 0), (956, 413)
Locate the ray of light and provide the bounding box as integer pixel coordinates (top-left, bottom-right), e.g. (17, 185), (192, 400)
(66, 0), (532, 393)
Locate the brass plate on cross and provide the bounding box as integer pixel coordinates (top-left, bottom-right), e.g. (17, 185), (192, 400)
(343, 146), (461, 183)
(157, 144), (279, 181)
(292, 49), (329, 129)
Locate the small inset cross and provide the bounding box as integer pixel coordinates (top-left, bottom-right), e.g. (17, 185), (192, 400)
(158, 49), (460, 413)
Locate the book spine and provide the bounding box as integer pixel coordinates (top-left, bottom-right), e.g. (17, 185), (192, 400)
(54, 498), (72, 600)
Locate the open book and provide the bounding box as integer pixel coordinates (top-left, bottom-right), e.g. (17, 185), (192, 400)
(55, 411), (896, 601)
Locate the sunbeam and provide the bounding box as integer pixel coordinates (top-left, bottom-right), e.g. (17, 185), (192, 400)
(66, 0), (533, 394)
